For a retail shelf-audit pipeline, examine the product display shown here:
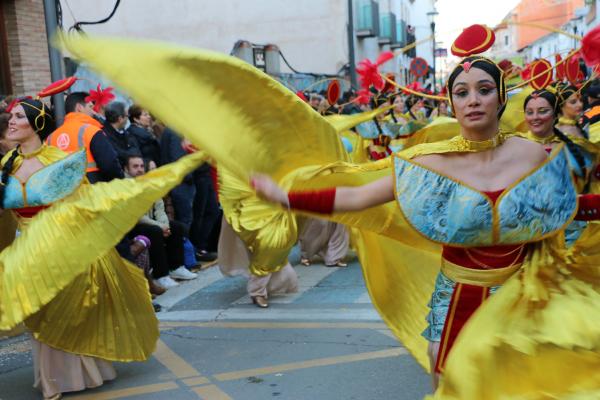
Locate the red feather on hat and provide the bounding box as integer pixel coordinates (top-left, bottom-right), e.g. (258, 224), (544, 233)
(5, 96), (32, 113)
(520, 63), (532, 81)
(85, 84), (116, 112)
(581, 25), (600, 67)
(354, 89), (372, 105)
(356, 51), (394, 91)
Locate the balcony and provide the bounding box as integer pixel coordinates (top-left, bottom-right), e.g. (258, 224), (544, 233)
(379, 13), (397, 44)
(355, 0), (379, 38)
(390, 19), (407, 49)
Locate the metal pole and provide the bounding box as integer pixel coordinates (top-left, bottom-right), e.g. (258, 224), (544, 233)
(347, 0), (358, 89)
(431, 22), (436, 91)
(43, 0), (65, 123)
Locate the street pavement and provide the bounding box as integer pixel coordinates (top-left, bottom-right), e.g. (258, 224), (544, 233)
(0, 252), (430, 400)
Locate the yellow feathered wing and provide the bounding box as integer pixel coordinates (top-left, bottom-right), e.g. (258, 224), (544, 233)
(0, 149), (207, 360)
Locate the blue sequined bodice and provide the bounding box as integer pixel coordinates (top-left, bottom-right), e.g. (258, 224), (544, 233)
(3, 150), (86, 209)
(393, 146), (577, 246)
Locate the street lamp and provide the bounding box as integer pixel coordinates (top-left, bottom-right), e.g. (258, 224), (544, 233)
(427, 10), (439, 90)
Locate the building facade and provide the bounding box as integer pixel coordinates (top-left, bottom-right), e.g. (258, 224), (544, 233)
(59, 0), (436, 89)
(0, 0), (52, 96)
(489, 0), (597, 67)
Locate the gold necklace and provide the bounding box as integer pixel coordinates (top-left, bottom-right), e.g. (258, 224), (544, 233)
(465, 245), (524, 270)
(454, 131), (505, 152)
(18, 143), (46, 159)
(527, 132), (556, 145)
(558, 117), (577, 126)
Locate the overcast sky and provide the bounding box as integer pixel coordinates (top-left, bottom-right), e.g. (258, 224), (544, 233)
(435, 0), (522, 50)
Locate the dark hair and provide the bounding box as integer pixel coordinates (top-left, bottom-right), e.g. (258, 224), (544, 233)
(65, 91), (90, 113)
(18, 98), (55, 140)
(524, 89), (589, 190)
(447, 56), (506, 119)
(524, 90), (559, 114)
(128, 104), (144, 123)
(125, 154), (144, 167)
(0, 146), (19, 207)
(555, 84), (578, 112)
(105, 101), (127, 124)
(406, 95), (420, 110)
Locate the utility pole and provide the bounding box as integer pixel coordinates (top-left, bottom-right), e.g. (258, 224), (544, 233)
(43, 0), (65, 123)
(427, 10), (439, 91)
(347, 0), (357, 89)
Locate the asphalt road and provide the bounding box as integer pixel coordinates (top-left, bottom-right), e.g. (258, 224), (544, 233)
(0, 255), (431, 400)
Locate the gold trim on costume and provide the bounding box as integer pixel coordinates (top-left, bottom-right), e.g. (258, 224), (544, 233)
(437, 283), (462, 374)
(441, 258), (522, 287)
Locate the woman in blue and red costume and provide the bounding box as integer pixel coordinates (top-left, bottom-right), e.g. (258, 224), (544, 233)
(59, 24), (600, 398)
(253, 56), (600, 395)
(523, 88), (600, 193)
(0, 96), (204, 399)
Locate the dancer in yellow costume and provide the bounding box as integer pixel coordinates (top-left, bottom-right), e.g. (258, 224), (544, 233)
(59, 24), (600, 399)
(0, 97), (204, 399)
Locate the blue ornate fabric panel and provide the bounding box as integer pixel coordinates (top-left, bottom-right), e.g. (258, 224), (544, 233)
(394, 157), (494, 245)
(498, 149), (577, 243)
(355, 120), (394, 139)
(394, 148), (577, 246)
(3, 150), (86, 209)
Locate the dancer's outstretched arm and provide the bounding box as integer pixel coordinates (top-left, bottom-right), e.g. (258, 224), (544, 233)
(251, 174), (394, 213)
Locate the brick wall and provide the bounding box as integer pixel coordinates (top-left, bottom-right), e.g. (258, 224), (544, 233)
(2, 0), (51, 96)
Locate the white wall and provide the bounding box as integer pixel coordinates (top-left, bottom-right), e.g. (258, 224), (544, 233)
(60, 0), (349, 74)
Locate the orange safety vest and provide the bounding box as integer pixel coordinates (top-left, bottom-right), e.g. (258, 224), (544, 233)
(46, 113), (102, 172)
(584, 105), (600, 122)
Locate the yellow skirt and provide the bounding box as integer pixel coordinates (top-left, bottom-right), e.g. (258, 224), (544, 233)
(25, 249), (158, 362)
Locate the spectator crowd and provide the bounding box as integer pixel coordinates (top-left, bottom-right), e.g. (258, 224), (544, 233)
(0, 92), (221, 306)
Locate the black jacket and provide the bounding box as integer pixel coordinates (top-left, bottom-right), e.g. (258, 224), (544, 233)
(88, 132), (124, 183)
(127, 124), (161, 165)
(103, 122), (142, 167)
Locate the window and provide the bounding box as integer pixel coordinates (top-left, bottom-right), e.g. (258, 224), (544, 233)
(504, 35), (509, 46)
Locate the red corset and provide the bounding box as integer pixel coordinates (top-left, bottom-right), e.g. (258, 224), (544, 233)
(441, 189), (525, 270)
(13, 205), (49, 218)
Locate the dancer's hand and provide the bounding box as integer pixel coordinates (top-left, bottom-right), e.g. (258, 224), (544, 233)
(250, 173), (289, 207)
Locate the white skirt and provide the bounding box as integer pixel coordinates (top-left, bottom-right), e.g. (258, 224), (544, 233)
(32, 338), (116, 398)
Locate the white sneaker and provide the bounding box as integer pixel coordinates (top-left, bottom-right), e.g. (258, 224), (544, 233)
(170, 266), (198, 280)
(155, 276), (179, 289)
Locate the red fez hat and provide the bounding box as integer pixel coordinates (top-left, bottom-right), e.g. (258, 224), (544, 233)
(36, 77), (78, 98)
(566, 52), (584, 86)
(451, 24), (495, 57)
(555, 54), (566, 81)
(326, 80), (341, 105)
(530, 59), (553, 90)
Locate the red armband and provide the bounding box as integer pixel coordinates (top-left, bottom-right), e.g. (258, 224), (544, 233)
(575, 194), (600, 221)
(288, 188), (336, 214)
